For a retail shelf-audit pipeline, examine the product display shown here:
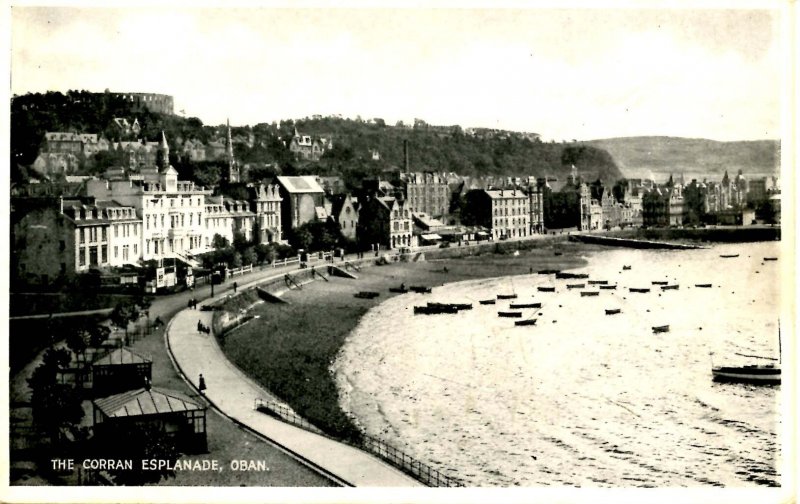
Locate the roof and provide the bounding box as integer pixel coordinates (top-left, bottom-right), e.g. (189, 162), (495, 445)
(314, 206), (329, 220)
(93, 386), (205, 418)
(485, 189), (527, 199)
(93, 347), (152, 367)
(420, 233), (442, 240)
(276, 176), (324, 194)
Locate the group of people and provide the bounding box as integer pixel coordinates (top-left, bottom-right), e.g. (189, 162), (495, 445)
(187, 298), (199, 309)
(197, 320), (210, 334)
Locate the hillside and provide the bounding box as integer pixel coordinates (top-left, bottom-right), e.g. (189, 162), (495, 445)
(587, 136), (780, 182)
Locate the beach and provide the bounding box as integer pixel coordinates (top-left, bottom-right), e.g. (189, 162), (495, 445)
(217, 239), (593, 440)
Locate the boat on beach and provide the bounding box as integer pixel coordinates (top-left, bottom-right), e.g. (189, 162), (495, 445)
(556, 272), (589, 279)
(414, 304), (458, 315)
(354, 291), (380, 299)
(763, 257), (778, 261)
(497, 294), (518, 300)
(479, 299), (496, 305)
(661, 284), (679, 290)
(720, 254), (739, 258)
(537, 269), (561, 275)
(652, 325), (670, 333)
(599, 285), (617, 290)
(498, 311), (523, 318)
(629, 287), (651, 293)
(581, 291), (599, 297)
(566, 283), (585, 289)
(605, 308), (621, 315)
(509, 302), (542, 309)
(588, 280), (608, 285)
(537, 286), (556, 292)
(428, 302), (472, 311)
(695, 283), (712, 288)
(711, 363), (780, 384)
(409, 286), (432, 294)
(652, 281), (668, 285)
(622, 265), (632, 270)
(389, 286), (409, 293)
(515, 318), (538, 326)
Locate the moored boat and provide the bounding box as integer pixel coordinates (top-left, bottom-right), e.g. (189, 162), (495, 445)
(428, 302), (472, 311)
(515, 319), (538, 326)
(622, 265), (632, 270)
(354, 291), (380, 299)
(763, 257), (778, 261)
(588, 280), (608, 285)
(695, 283), (712, 288)
(652, 325), (670, 333)
(537, 269), (561, 275)
(720, 254), (739, 258)
(479, 299), (496, 305)
(537, 286), (556, 292)
(599, 285), (617, 290)
(556, 272), (589, 279)
(509, 302), (542, 309)
(661, 284), (679, 290)
(605, 308), (621, 315)
(629, 287), (650, 293)
(497, 293), (518, 300)
(566, 283), (585, 289)
(498, 311), (523, 318)
(414, 304), (458, 315)
(409, 286), (432, 294)
(651, 280), (668, 285)
(711, 364), (780, 384)
(581, 291), (599, 297)
(389, 286), (409, 293)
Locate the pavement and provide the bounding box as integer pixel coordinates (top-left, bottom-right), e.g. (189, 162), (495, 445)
(166, 277), (423, 487)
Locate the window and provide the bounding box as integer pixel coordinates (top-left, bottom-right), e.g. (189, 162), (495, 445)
(134, 244), (138, 255)
(114, 246), (118, 258)
(59, 240), (65, 251)
(101, 245), (107, 263)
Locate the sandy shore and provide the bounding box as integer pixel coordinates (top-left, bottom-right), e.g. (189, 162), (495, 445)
(218, 240), (596, 440)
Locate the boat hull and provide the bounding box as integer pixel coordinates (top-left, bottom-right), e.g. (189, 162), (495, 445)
(712, 367), (781, 384)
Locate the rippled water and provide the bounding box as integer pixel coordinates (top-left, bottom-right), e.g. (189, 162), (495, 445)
(332, 242), (782, 487)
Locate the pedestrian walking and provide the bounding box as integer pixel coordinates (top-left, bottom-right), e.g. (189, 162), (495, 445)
(188, 298), (193, 309)
(233, 281), (238, 293)
(197, 320), (203, 333)
(198, 373), (206, 394)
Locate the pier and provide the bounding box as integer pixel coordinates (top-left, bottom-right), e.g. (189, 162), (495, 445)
(569, 234), (706, 250)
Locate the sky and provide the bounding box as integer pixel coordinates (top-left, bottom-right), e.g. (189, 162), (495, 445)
(9, 5), (787, 141)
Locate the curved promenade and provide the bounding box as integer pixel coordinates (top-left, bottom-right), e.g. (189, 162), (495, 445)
(166, 286), (422, 487)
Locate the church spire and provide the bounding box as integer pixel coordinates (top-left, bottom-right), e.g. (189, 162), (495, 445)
(226, 119), (240, 183)
(156, 131), (170, 171)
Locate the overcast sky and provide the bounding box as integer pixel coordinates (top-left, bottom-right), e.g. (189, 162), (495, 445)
(10, 5), (786, 141)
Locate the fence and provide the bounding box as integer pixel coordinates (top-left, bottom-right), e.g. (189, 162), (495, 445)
(253, 398), (463, 487)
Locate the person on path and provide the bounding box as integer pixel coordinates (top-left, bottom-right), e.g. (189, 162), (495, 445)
(197, 320), (203, 333)
(198, 374), (206, 394)
(188, 298), (193, 309)
(233, 281), (238, 293)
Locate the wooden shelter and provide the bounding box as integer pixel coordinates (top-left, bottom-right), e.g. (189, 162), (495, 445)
(91, 347), (152, 396)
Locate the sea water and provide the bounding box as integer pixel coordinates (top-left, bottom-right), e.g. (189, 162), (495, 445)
(332, 242), (782, 487)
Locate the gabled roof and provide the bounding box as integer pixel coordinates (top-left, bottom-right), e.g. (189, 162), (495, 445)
(93, 387), (204, 418)
(276, 176), (324, 194)
(93, 347), (152, 367)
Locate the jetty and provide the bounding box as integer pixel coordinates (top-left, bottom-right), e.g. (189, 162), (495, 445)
(569, 234), (705, 250)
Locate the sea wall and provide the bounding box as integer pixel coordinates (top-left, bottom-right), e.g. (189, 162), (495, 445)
(608, 226), (780, 243)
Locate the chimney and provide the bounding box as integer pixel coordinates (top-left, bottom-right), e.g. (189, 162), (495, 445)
(403, 140), (409, 173)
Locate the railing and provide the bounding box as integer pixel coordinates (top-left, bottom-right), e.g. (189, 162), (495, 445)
(253, 398), (464, 487)
(271, 257), (300, 268)
(227, 264), (254, 277)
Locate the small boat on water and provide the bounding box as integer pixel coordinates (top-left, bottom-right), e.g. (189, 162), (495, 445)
(479, 299), (496, 305)
(763, 257), (778, 261)
(556, 272), (589, 280)
(588, 280), (608, 285)
(515, 319), (538, 326)
(599, 285), (617, 290)
(409, 286), (432, 294)
(630, 288), (651, 293)
(566, 283), (585, 289)
(661, 284), (679, 290)
(554, 251), (563, 256)
(389, 286), (409, 293)
(537, 286), (556, 292)
(538, 269), (561, 275)
(497, 294), (518, 300)
(415, 304), (457, 315)
(581, 291), (599, 297)
(498, 311), (523, 318)
(509, 302), (542, 309)
(711, 364), (780, 384)
(354, 291), (380, 299)
(622, 265), (632, 270)
(695, 283), (713, 288)
(720, 254), (739, 258)
(605, 308), (621, 315)
(652, 325), (670, 333)
(651, 281), (669, 285)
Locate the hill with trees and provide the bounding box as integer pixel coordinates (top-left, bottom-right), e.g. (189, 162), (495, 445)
(10, 90), (625, 187)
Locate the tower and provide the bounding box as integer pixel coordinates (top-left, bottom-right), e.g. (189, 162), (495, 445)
(156, 131), (170, 170)
(226, 119), (240, 183)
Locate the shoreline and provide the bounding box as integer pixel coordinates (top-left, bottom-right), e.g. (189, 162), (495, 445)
(217, 239), (596, 442)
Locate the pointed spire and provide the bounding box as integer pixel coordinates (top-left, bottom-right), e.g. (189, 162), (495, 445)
(156, 131), (170, 170)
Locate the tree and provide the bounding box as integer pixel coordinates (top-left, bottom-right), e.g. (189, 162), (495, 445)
(289, 225), (314, 251)
(241, 246), (257, 266)
(109, 300), (135, 339)
(211, 233), (230, 250)
(100, 423), (180, 485)
(28, 347), (84, 440)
